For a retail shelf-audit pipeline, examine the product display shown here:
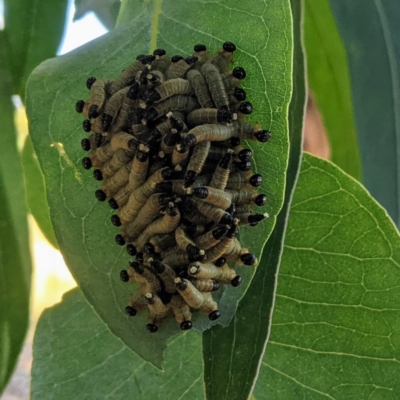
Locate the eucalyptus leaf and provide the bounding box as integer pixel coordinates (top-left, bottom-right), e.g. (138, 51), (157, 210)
(26, 0), (291, 366)
(330, 1), (400, 228)
(304, 0), (361, 181)
(3, 0), (69, 97)
(0, 31), (31, 394)
(254, 154), (400, 399)
(203, 0), (304, 397)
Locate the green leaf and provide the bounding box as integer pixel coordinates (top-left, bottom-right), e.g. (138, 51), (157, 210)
(330, 1), (400, 228)
(3, 0), (69, 96)
(202, 0), (305, 398)
(254, 153), (400, 399)
(32, 154), (400, 398)
(26, 0), (291, 366)
(0, 32), (31, 394)
(22, 136), (58, 248)
(74, 0), (121, 30)
(304, 0), (361, 181)
(32, 288), (205, 400)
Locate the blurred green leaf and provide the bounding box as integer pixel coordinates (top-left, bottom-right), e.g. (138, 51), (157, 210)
(74, 0), (121, 30)
(330, 1), (400, 227)
(32, 288), (205, 400)
(22, 136), (58, 248)
(0, 32), (31, 395)
(254, 154), (400, 399)
(203, 0), (304, 398)
(26, 0), (291, 366)
(3, 0), (68, 96)
(304, 0), (361, 181)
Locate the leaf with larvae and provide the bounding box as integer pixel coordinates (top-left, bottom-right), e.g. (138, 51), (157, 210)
(26, 0), (292, 365)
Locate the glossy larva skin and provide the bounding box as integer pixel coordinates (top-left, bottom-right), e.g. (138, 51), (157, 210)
(133, 207), (180, 251)
(188, 262), (237, 284)
(201, 62), (230, 110)
(209, 42), (236, 73)
(193, 186), (232, 209)
(146, 70), (166, 86)
(187, 69), (214, 108)
(151, 261), (177, 294)
(77, 42), (271, 332)
(174, 225), (202, 256)
(108, 59), (146, 94)
(205, 233), (237, 263)
(103, 87), (130, 123)
(122, 193), (175, 241)
(191, 278), (219, 292)
(150, 78), (194, 102)
(89, 79), (112, 111)
(118, 168), (173, 225)
(145, 293), (169, 317)
(171, 144), (190, 167)
(126, 264), (161, 291)
(194, 226), (227, 250)
(149, 233), (176, 254)
(128, 150), (149, 188)
(184, 124), (237, 147)
(175, 278), (218, 315)
(101, 161), (132, 198)
(185, 141), (211, 182)
(143, 95), (198, 122)
(110, 92), (138, 133)
(109, 132), (138, 152)
(209, 153), (232, 190)
(165, 57), (197, 80)
(101, 149), (135, 180)
(150, 54), (171, 74)
(169, 295), (192, 324)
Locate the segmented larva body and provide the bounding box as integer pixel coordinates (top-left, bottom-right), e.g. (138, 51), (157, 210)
(76, 42), (271, 333)
(186, 69), (214, 108)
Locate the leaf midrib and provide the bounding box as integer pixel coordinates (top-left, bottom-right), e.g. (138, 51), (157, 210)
(150, 0), (163, 53)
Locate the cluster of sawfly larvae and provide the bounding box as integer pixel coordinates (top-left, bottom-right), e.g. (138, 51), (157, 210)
(76, 42), (271, 333)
